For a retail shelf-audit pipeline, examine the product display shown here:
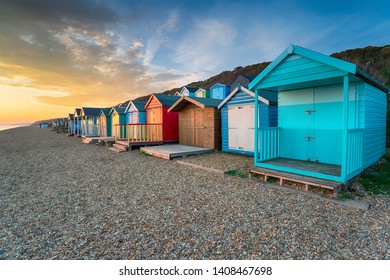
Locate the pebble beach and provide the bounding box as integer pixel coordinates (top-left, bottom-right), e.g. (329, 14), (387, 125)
(0, 126), (389, 260)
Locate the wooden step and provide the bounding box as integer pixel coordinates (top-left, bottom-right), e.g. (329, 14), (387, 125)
(108, 147), (126, 153)
(112, 143), (128, 151)
(116, 140), (129, 146)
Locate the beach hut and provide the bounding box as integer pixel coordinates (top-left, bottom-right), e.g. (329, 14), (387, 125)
(168, 96), (222, 149)
(80, 107), (102, 137)
(68, 113), (74, 135)
(210, 83), (230, 99)
(74, 108), (82, 136)
(125, 100), (147, 124)
(144, 94), (180, 142)
(218, 84), (278, 156)
(98, 108), (112, 137)
(249, 44), (389, 183)
(194, 88), (210, 98)
(124, 100), (147, 140)
(178, 86), (199, 97)
(40, 121), (49, 129)
(109, 106), (127, 140)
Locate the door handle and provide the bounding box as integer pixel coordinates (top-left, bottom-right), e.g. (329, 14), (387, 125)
(305, 136), (316, 141)
(305, 110), (316, 115)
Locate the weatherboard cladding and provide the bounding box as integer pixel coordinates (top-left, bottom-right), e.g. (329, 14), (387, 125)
(145, 94), (179, 142)
(362, 82), (387, 168)
(177, 102), (221, 149)
(220, 90), (277, 156)
(126, 101), (147, 124)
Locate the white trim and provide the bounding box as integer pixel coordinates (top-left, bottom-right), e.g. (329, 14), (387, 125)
(217, 86), (270, 109)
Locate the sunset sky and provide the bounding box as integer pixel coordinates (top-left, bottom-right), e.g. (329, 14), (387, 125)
(0, 0), (389, 123)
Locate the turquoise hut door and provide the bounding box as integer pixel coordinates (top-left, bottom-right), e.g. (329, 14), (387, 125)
(280, 86), (343, 165)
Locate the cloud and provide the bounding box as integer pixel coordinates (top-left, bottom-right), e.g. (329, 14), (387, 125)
(174, 19), (237, 76)
(0, 0), (176, 108)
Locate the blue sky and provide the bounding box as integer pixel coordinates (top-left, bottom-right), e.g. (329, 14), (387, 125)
(0, 0), (389, 121)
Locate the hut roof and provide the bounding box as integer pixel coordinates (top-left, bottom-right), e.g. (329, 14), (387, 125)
(249, 44), (389, 93)
(218, 85), (276, 109)
(168, 96), (222, 112)
(146, 94), (180, 108)
(74, 108), (81, 117)
(99, 108), (111, 117)
(82, 107), (104, 116)
(125, 100), (147, 113)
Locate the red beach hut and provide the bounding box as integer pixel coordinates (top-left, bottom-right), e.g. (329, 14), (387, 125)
(144, 94), (180, 143)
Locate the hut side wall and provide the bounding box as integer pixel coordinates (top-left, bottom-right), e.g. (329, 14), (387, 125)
(362, 82), (387, 168)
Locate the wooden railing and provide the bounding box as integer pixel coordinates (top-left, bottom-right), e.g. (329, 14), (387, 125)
(127, 124), (163, 142)
(257, 127), (279, 162)
(346, 129), (363, 176)
(82, 124), (100, 137)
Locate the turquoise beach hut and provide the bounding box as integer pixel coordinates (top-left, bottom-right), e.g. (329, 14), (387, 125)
(74, 108), (82, 136)
(249, 44), (389, 183)
(98, 108), (112, 137)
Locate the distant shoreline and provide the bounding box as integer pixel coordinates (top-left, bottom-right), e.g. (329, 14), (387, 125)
(0, 123), (33, 132)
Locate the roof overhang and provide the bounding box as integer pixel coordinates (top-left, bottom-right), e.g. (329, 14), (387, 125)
(218, 85), (273, 109)
(168, 96), (205, 112)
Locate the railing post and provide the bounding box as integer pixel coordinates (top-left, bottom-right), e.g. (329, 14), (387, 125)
(254, 89), (259, 164)
(341, 75), (349, 181)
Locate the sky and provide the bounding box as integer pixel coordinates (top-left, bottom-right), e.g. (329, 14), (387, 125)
(0, 0), (389, 123)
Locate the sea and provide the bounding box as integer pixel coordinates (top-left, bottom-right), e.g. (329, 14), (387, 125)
(0, 123), (32, 132)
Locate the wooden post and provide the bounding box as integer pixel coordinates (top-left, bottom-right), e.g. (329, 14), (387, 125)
(341, 75), (349, 181)
(254, 89), (259, 164)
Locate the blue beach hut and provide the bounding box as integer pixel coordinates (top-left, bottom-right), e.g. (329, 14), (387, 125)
(218, 84), (277, 156)
(125, 100), (147, 125)
(249, 44), (389, 183)
(210, 83), (230, 99)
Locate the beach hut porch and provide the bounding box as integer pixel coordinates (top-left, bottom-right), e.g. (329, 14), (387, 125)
(254, 79), (364, 183)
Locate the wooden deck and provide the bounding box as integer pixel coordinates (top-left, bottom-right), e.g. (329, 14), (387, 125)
(140, 144), (214, 160)
(250, 162), (343, 197)
(261, 158), (341, 176)
(115, 140), (166, 150)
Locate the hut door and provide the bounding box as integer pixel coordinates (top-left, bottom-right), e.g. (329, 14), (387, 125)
(228, 104), (255, 151)
(187, 108), (204, 147)
(147, 107), (161, 140)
